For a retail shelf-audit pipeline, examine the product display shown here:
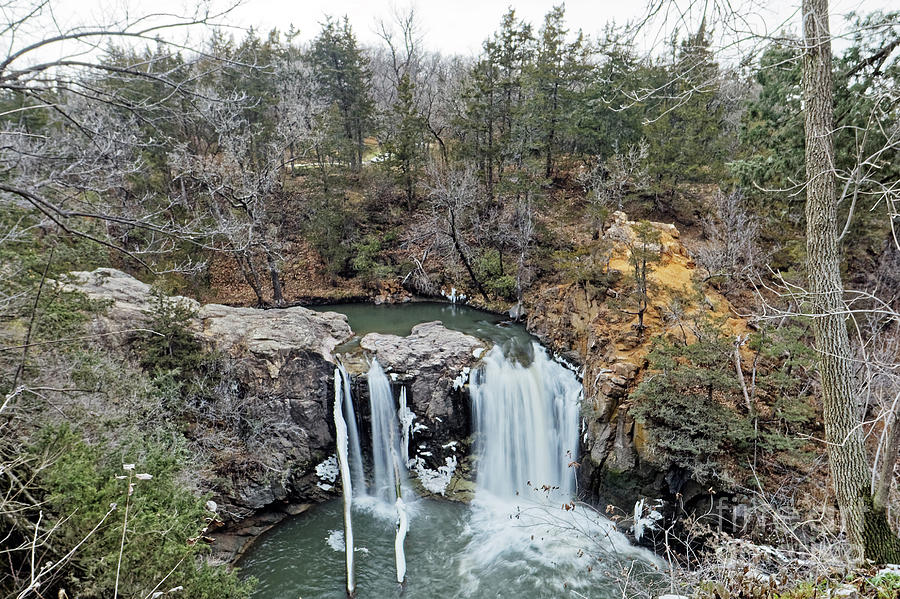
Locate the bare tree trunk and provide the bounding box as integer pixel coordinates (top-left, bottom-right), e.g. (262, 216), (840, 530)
(236, 254), (267, 306)
(873, 404), (900, 512)
(448, 210), (490, 303)
(802, 0), (900, 563)
(264, 248), (284, 306)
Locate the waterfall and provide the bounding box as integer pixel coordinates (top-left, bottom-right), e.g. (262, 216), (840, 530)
(469, 343), (581, 500)
(365, 359), (410, 585)
(337, 364), (365, 493)
(332, 367), (355, 596)
(366, 358), (408, 503)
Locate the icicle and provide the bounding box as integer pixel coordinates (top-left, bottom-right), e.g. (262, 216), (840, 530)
(333, 367), (356, 597)
(389, 407), (408, 586)
(398, 386), (413, 468)
(394, 496), (408, 584)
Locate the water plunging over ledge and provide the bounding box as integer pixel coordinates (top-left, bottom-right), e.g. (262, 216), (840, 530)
(238, 302), (660, 598)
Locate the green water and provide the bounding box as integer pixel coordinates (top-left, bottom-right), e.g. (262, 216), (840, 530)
(238, 497), (660, 599)
(312, 301), (534, 355)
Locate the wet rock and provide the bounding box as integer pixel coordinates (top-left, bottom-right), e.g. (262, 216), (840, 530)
(359, 321), (488, 484)
(360, 321), (487, 429)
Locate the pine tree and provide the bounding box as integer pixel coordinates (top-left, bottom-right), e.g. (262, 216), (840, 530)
(383, 72), (425, 210)
(526, 5), (589, 178)
(307, 17), (374, 172)
(645, 21), (725, 198)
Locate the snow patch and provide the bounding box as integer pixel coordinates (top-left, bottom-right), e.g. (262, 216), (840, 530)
(411, 455), (457, 495)
(452, 367), (471, 390)
(326, 529), (344, 552)
(472, 347), (485, 359)
(315, 455), (339, 483)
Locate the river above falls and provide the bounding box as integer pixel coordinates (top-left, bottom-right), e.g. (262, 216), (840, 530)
(311, 301), (534, 356)
(238, 301), (661, 598)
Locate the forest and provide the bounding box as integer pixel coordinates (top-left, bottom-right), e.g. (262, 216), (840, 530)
(1, 0), (899, 598)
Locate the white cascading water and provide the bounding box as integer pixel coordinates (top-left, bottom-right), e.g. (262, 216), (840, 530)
(366, 358), (408, 503)
(336, 363), (366, 494)
(469, 342), (582, 500)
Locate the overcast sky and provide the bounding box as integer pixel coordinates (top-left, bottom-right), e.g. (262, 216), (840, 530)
(7, 0), (897, 64)
(211, 0), (896, 56)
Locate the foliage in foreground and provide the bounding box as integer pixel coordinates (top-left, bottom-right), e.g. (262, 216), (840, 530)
(33, 427), (254, 599)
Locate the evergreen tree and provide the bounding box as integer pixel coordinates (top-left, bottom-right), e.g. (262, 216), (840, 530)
(457, 9), (533, 200)
(575, 28), (647, 160)
(644, 22), (725, 199)
(383, 72), (425, 210)
(526, 5), (590, 178)
(307, 16), (374, 172)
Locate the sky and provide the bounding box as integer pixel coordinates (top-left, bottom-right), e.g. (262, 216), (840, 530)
(206, 0), (896, 56)
(5, 0), (897, 65)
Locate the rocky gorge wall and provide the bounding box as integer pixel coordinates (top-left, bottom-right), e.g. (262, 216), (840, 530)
(64, 269), (485, 558)
(522, 211), (747, 507)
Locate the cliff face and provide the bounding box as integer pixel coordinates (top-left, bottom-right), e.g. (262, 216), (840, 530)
(64, 268), (354, 519)
(63, 269), (488, 557)
(359, 321), (487, 496)
(524, 212), (747, 501)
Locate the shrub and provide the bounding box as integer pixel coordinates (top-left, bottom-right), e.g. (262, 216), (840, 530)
(351, 234), (396, 282)
(631, 320), (753, 483)
(475, 249), (518, 301)
(135, 291), (205, 376)
(33, 427), (255, 599)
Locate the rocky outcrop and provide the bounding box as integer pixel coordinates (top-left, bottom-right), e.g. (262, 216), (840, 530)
(523, 212), (746, 504)
(63, 268), (353, 519)
(359, 321), (487, 497)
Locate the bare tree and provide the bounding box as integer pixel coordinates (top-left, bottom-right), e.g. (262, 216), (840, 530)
(421, 164), (490, 302)
(580, 140), (649, 225)
(0, 1), (244, 273)
(696, 189), (763, 291)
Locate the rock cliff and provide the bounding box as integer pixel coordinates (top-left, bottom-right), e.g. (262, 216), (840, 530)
(523, 212), (747, 503)
(359, 321), (487, 497)
(64, 268), (353, 519)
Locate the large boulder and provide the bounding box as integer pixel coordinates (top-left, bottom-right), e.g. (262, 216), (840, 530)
(360, 321), (487, 496)
(63, 268), (353, 518)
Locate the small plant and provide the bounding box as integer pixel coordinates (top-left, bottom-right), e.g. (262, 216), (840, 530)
(135, 291), (205, 376)
(351, 233), (396, 282)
